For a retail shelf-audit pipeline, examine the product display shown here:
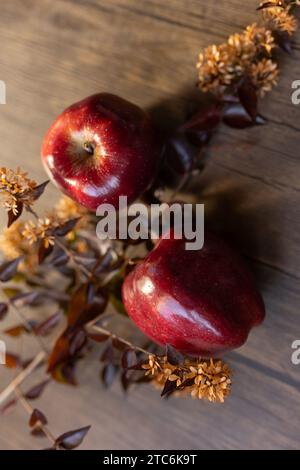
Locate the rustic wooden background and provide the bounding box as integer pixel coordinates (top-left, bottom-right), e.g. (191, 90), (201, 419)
(0, 0), (300, 450)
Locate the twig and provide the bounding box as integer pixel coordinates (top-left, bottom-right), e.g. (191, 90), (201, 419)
(90, 323), (149, 355)
(1, 286), (48, 353)
(15, 386), (56, 445)
(55, 238), (93, 279)
(56, 238), (124, 287)
(0, 351), (46, 405)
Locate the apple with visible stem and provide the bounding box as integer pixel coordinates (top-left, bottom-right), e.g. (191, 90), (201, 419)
(122, 231), (265, 356)
(42, 93), (162, 211)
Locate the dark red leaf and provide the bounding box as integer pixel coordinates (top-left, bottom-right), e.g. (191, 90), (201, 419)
(101, 363), (117, 388)
(38, 241), (54, 264)
(273, 30), (292, 54)
(54, 218), (80, 237)
(133, 374), (153, 384)
(100, 341), (114, 363)
(7, 202), (23, 228)
(47, 331), (72, 372)
(69, 329), (87, 356)
(121, 348), (137, 369)
(4, 324), (29, 337)
(31, 427), (46, 438)
(181, 103), (222, 133)
(93, 249), (116, 276)
(112, 337), (127, 351)
(179, 377), (195, 388)
(128, 360), (147, 371)
(255, 114), (267, 125)
(223, 103), (266, 129)
(43, 290), (70, 304)
(238, 76), (258, 121)
(29, 408), (48, 427)
(3, 287), (22, 299)
(67, 284), (88, 326)
(4, 352), (22, 369)
(0, 302), (8, 320)
(4, 319), (36, 337)
(11, 291), (41, 308)
(120, 370), (131, 391)
(77, 294), (107, 327)
(48, 327), (86, 372)
(73, 255), (97, 270)
(33, 311), (62, 337)
(0, 257), (22, 282)
(68, 283), (107, 328)
(222, 94), (240, 104)
(165, 344), (185, 366)
(50, 248), (69, 267)
(164, 133), (198, 175)
(55, 425), (91, 450)
(30, 181), (49, 201)
(24, 379), (51, 400)
(48, 335), (70, 372)
(161, 379), (178, 397)
(87, 332), (109, 343)
(51, 360), (78, 386)
(86, 282), (95, 304)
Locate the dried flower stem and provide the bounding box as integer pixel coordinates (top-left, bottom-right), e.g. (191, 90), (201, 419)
(0, 351), (46, 405)
(14, 386), (56, 445)
(1, 286), (48, 353)
(90, 323), (149, 355)
(55, 238), (93, 279)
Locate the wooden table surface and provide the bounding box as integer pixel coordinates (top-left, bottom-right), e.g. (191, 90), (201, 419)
(0, 0), (300, 450)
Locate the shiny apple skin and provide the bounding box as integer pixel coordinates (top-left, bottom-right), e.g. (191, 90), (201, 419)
(122, 232), (265, 356)
(41, 93), (161, 211)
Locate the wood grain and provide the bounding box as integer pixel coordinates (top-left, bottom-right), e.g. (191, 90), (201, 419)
(0, 0), (300, 450)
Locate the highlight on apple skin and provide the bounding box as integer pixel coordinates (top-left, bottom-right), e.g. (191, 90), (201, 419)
(41, 93), (162, 211)
(122, 231), (265, 357)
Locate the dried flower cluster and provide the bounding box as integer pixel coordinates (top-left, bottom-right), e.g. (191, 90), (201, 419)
(259, 1), (298, 35)
(55, 195), (90, 226)
(0, 220), (37, 270)
(22, 217), (58, 249)
(197, 1), (299, 97)
(0, 195), (90, 271)
(142, 354), (231, 403)
(197, 24), (276, 95)
(250, 58), (279, 97)
(0, 167), (37, 215)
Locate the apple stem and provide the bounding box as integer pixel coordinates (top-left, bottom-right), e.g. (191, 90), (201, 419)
(83, 142), (95, 156)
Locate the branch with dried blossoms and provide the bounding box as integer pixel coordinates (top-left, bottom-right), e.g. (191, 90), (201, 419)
(158, 1), (299, 190)
(197, 1), (299, 98)
(89, 324), (231, 403)
(135, 350), (231, 404)
(0, 167), (49, 227)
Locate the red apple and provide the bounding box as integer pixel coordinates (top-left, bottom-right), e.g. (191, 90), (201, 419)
(122, 231), (265, 356)
(41, 93), (161, 211)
